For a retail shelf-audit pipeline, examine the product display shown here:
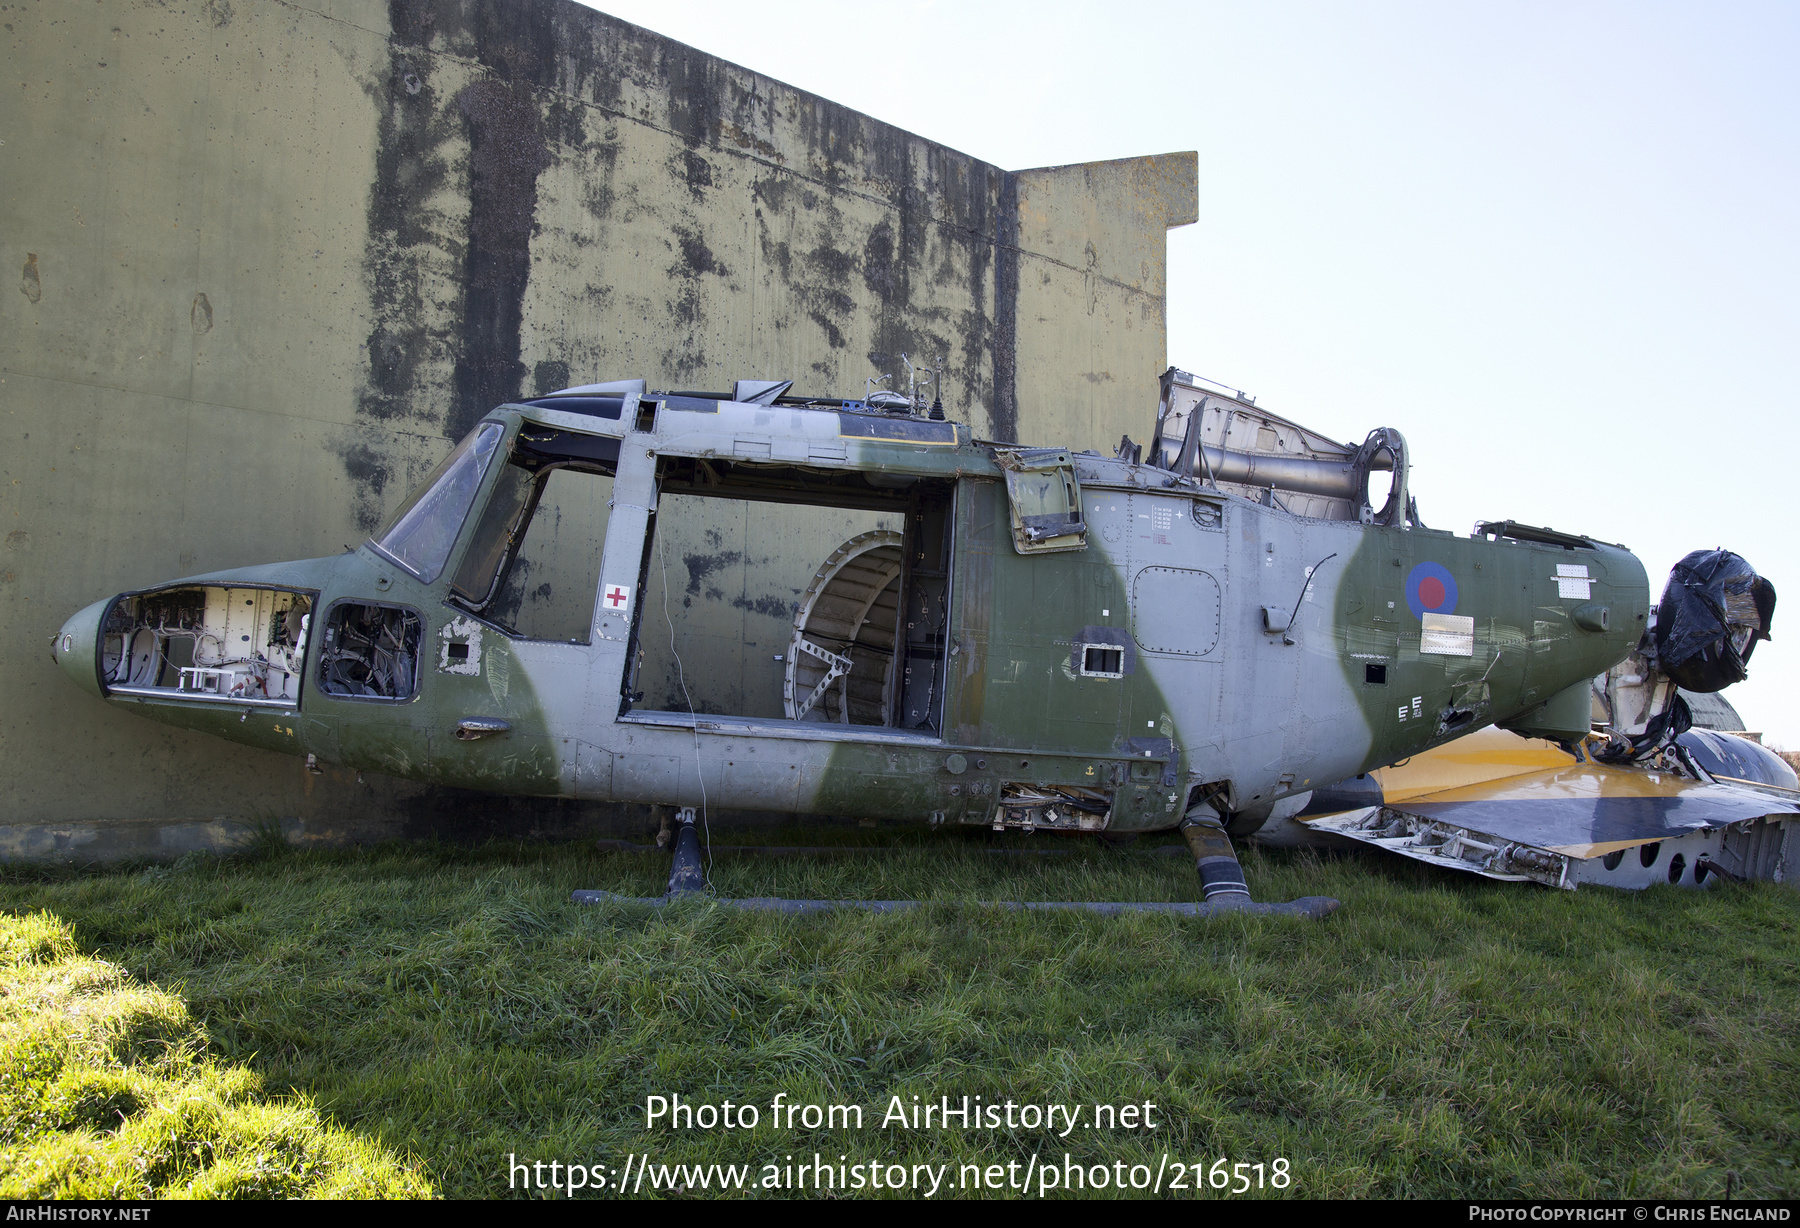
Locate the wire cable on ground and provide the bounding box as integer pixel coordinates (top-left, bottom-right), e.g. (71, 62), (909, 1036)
(656, 517), (713, 889)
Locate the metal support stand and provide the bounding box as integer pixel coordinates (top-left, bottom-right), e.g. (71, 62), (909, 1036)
(666, 807), (704, 896)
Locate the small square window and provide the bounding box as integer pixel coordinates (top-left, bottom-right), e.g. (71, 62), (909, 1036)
(318, 601), (423, 700)
(1364, 662), (1387, 685)
(1082, 646), (1123, 676)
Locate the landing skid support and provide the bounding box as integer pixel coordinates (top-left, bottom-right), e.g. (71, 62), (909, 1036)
(666, 807), (705, 896)
(1181, 813), (1252, 904)
(573, 809), (1340, 917)
(1177, 809), (1341, 917)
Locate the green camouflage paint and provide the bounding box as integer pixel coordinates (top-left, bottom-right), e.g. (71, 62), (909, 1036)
(56, 395), (1650, 837)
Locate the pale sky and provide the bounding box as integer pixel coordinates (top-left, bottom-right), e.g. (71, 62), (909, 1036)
(583, 0), (1800, 748)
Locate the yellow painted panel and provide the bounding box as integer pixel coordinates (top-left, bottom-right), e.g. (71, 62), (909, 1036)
(1373, 726), (1578, 802)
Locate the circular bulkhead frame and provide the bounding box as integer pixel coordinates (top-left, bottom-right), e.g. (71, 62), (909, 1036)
(782, 530), (905, 725)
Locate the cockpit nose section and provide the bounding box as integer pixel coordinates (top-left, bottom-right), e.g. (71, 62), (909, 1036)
(52, 597), (111, 699)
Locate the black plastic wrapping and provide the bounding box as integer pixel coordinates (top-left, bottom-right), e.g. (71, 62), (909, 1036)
(1653, 550), (1776, 693)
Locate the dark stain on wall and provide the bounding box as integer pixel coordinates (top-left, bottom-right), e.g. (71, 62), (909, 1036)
(357, 0), (1034, 522)
(681, 149), (713, 200)
(533, 359), (570, 395)
(340, 446), (394, 529)
(860, 221), (894, 301)
(991, 171), (1020, 443)
(542, 93), (588, 151)
(364, 0), (601, 448)
(357, 35), (454, 427)
(950, 164), (999, 426)
(676, 228), (725, 278)
(353, 0), (1050, 524)
(660, 36), (727, 150)
(451, 77), (552, 439)
(808, 311), (846, 351)
(682, 550), (742, 596)
(663, 223), (725, 366)
(386, 0), (435, 46)
(733, 594), (794, 619)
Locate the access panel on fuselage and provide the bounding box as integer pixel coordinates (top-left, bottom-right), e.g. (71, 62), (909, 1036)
(949, 480), (1126, 753)
(949, 480), (1233, 757)
(1118, 491), (1227, 749)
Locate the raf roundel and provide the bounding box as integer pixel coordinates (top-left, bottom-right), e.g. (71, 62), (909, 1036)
(1404, 561), (1458, 620)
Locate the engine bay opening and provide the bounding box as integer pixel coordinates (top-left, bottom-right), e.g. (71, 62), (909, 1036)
(991, 783), (1115, 833)
(102, 586), (315, 707)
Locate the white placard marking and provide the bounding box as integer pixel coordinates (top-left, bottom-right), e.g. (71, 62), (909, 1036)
(1420, 612), (1475, 657)
(1554, 564), (1592, 599)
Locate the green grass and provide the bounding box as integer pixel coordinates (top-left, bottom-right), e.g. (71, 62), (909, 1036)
(1, 832), (1796, 1199)
(0, 909), (431, 1197)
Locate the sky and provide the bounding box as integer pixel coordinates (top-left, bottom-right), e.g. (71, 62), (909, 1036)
(583, 0), (1800, 748)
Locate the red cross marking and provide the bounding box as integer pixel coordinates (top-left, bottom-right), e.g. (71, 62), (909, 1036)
(605, 585), (630, 608)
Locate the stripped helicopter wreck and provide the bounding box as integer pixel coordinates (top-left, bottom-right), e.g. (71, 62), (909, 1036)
(53, 367), (1795, 912)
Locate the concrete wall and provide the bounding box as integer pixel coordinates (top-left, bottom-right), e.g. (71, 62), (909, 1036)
(0, 0), (1195, 855)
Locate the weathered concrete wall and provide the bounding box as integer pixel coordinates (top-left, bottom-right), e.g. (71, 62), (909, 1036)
(0, 0), (1195, 852)
(1013, 156), (1199, 447)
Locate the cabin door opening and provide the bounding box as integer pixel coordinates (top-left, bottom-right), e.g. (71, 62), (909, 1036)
(623, 459), (955, 734)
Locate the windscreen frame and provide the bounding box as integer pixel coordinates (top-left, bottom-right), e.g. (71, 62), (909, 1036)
(367, 419), (512, 585)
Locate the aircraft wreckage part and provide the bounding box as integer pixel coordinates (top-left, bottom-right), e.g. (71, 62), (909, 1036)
(570, 891), (1341, 919)
(1653, 549), (1776, 695)
(1297, 726), (1798, 822)
(1307, 804), (1796, 889)
(1148, 370), (1407, 523)
(86, 584), (321, 708)
(1677, 730), (1800, 789)
(1278, 710), (1800, 888)
(55, 369), (1667, 886)
(1385, 781), (1799, 856)
(1167, 443), (1384, 502)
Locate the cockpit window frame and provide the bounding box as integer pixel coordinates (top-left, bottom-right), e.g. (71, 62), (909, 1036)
(448, 458), (542, 610)
(368, 419), (510, 585)
(443, 422), (625, 634)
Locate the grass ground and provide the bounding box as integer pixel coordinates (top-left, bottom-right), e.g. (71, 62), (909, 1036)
(0, 909), (430, 1196)
(1, 831), (1795, 1199)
